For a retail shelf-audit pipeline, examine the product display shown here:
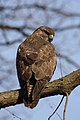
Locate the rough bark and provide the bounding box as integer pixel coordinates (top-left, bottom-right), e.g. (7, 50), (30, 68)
(0, 69), (80, 109)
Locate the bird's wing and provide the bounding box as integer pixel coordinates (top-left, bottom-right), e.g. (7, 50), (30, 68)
(32, 43), (56, 100)
(16, 40), (38, 89)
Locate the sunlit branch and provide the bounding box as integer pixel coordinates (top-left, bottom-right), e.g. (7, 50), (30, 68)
(0, 69), (80, 108)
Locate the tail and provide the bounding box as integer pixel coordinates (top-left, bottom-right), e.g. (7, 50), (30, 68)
(23, 79), (47, 108)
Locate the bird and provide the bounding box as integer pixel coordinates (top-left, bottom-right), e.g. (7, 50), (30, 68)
(16, 26), (56, 108)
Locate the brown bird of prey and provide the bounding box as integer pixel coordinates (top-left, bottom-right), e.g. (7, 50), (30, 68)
(16, 26), (56, 108)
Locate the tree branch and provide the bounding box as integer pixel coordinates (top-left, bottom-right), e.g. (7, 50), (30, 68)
(1, 4), (80, 17)
(57, 53), (80, 68)
(0, 69), (80, 109)
(0, 25), (29, 36)
(1, 24), (80, 34)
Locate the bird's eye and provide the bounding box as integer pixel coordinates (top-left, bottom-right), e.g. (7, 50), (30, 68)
(49, 34), (54, 41)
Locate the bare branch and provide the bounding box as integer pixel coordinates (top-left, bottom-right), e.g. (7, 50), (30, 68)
(1, 24), (80, 35)
(0, 25), (29, 36)
(1, 4), (80, 17)
(57, 53), (80, 68)
(0, 39), (22, 46)
(0, 69), (80, 109)
(0, 25), (34, 31)
(63, 93), (68, 120)
(5, 108), (24, 120)
(48, 96), (64, 120)
(54, 24), (80, 31)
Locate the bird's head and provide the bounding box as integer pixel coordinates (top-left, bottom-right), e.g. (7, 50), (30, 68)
(34, 26), (55, 42)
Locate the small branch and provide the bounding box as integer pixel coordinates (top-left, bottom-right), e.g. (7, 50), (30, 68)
(54, 24), (80, 32)
(1, 4), (80, 17)
(57, 53), (80, 68)
(5, 108), (24, 120)
(0, 25), (29, 36)
(48, 96), (64, 120)
(0, 69), (80, 108)
(0, 39), (22, 46)
(63, 93), (68, 120)
(1, 24), (80, 35)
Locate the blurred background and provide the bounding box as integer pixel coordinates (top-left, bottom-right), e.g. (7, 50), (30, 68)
(0, 0), (80, 120)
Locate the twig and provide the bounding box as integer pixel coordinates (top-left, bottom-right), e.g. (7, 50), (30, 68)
(57, 53), (80, 69)
(0, 25), (29, 36)
(56, 112), (63, 120)
(58, 53), (63, 79)
(47, 100), (62, 120)
(63, 93), (68, 120)
(5, 108), (24, 120)
(48, 96), (64, 120)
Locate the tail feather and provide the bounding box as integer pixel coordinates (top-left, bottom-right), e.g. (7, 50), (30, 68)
(23, 79), (47, 108)
(23, 95), (40, 108)
(32, 79), (47, 100)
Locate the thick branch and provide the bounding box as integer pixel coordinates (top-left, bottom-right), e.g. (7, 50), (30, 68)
(0, 69), (80, 109)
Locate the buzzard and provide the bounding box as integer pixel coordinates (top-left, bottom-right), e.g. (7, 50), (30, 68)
(16, 26), (56, 108)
